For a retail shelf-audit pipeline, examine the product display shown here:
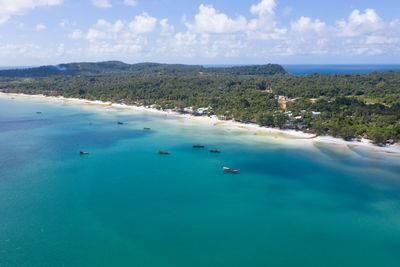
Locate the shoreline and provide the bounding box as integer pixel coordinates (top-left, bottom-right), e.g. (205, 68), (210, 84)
(2, 92), (400, 156)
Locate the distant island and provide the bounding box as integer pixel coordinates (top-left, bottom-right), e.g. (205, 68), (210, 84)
(0, 61), (399, 145)
(0, 61), (287, 77)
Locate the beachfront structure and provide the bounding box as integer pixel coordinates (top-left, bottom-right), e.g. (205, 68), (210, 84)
(183, 107), (193, 113)
(197, 107), (211, 115)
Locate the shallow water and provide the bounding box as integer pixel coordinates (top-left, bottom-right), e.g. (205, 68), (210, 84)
(1, 96), (399, 267)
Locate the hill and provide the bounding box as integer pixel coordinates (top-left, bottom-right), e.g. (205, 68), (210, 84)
(0, 61), (287, 77)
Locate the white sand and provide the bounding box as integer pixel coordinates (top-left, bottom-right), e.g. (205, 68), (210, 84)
(2, 92), (400, 156)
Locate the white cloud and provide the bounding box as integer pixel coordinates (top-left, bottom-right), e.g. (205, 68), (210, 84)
(5, 0), (398, 64)
(175, 32), (197, 47)
(68, 29), (83, 39)
(337, 9), (384, 37)
(365, 36), (396, 45)
(92, 0), (111, 8)
(0, 0), (63, 24)
(128, 12), (157, 34)
(36, 23), (47, 31)
(160, 18), (174, 35)
(60, 19), (76, 29)
(248, 0), (277, 31)
(185, 4), (247, 34)
(87, 19), (124, 40)
(291, 17), (327, 35)
(123, 0), (137, 7)
(250, 0), (276, 17)
(77, 2), (400, 62)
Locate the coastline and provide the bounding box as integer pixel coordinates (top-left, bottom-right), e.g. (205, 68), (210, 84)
(2, 92), (400, 156)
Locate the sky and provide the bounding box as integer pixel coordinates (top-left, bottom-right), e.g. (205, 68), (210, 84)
(0, 0), (399, 66)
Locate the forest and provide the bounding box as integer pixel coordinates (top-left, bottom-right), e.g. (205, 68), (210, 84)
(0, 62), (399, 145)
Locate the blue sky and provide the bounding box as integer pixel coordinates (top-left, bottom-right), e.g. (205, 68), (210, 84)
(0, 0), (399, 65)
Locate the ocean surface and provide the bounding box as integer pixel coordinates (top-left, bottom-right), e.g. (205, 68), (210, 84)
(282, 64), (400, 75)
(1, 95), (400, 267)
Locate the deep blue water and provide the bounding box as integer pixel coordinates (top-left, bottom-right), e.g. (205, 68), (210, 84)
(282, 64), (400, 75)
(0, 95), (400, 266)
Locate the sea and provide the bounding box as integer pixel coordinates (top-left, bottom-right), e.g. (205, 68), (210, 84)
(0, 95), (400, 267)
(282, 64), (400, 75)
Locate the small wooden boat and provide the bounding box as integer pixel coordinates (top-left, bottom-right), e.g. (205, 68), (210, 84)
(79, 151), (89, 155)
(117, 121), (124, 125)
(210, 149), (221, 153)
(223, 167), (238, 173)
(36, 112), (42, 114)
(144, 127), (151, 130)
(158, 151), (170, 155)
(193, 145), (205, 148)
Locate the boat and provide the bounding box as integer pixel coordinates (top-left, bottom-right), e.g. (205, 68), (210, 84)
(36, 112), (42, 114)
(192, 145), (205, 148)
(79, 151), (89, 155)
(144, 127), (151, 130)
(223, 167), (238, 173)
(158, 151), (170, 155)
(210, 149), (221, 153)
(117, 121), (124, 125)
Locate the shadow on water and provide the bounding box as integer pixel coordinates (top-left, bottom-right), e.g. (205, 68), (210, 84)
(0, 117), (51, 132)
(227, 145), (400, 214)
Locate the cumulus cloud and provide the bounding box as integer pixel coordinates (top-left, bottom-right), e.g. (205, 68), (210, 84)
(185, 4), (247, 34)
(336, 9), (384, 37)
(128, 12), (157, 34)
(6, 0), (399, 63)
(0, 0), (63, 24)
(248, 0), (277, 31)
(160, 18), (174, 35)
(87, 19), (124, 40)
(92, 0), (111, 8)
(86, 13), (158, 43)
(291, 17), (327, 35)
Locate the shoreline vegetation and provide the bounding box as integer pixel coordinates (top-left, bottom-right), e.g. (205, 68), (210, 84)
(2, 92), (400, 156)
(0, 61), (399, 148)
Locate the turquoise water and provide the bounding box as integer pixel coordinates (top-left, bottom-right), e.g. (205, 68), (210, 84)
(1, 96), (400, 267)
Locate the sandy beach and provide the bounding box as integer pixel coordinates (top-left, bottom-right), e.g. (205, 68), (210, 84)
(2, 92), (400, 156)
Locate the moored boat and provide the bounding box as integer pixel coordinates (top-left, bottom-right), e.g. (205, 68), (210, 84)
(117, 121), (124, 125)
(158, 151), (170, 155)
(144, 127), (151, 130)
(79, 151), (89, 155)
(223, 167), (238, 173)
(210, 149), (221, 153)
(193, 145), (205, 148)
